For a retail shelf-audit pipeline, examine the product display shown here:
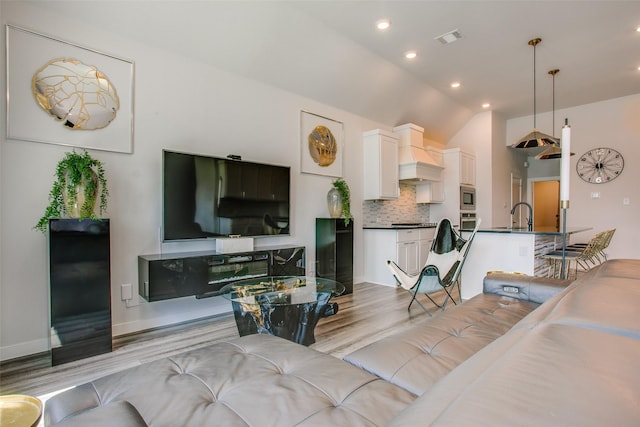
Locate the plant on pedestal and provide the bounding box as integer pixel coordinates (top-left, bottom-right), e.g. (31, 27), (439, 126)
(330, 178), (352, 227)
(34, 149), (109, 233)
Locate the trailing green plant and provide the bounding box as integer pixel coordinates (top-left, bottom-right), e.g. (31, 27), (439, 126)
(332, 178), (352, 226)
(34, 149), (109, 233)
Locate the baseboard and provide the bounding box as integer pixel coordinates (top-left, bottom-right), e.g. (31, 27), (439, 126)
(112, 302), (232, 337)
(0, 337), (49, 362)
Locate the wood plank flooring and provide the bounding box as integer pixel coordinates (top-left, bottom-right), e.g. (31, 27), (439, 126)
(0, 282), (444, 399)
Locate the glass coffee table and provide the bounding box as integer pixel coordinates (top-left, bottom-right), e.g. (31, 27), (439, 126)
(220, 276), (344, 346)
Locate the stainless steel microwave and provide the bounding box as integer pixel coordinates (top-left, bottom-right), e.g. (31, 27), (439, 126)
(460, 186), (476, 210)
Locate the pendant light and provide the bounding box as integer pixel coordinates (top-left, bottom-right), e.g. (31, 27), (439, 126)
(536, 69), (575, 160)
(512, 38), (559, 150)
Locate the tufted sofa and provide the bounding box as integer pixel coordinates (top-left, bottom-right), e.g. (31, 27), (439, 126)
(44, 259), (640, 426)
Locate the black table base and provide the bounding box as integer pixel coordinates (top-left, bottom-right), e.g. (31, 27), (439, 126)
(231, 292), (338, 346)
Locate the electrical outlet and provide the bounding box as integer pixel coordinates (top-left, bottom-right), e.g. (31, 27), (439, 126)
(121, 283), (132, 300)
(623, 197), (630, 205)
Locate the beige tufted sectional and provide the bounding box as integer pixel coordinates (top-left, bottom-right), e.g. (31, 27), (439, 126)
(44, 259), (640, 426)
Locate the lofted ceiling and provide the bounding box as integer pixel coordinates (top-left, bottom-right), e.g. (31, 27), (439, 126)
(293, 1), (640, 119)
(24, 1), (640, 142)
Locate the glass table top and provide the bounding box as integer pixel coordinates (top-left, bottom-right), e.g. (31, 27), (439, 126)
(219, 276), (344, 306)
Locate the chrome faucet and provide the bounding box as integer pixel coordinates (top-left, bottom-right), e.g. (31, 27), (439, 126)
(510, 202), (533, 231)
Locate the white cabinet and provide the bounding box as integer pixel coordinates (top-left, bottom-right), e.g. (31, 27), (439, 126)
(363, 228), (437, 286)
(416, 180), (445, 203)
(363, 129), (399, 200)
(397, 229), (421, 275)
(418, 228), (436, 267)
(460, 151), (476, 186)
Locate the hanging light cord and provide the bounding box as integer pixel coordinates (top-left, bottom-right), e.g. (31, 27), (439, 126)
(533, 42), (537, 128)
(528, 38), (542, 129)
(549, 69), (559, 137)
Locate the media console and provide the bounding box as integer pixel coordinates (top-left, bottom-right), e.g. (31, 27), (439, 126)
(138, 245), (305, 302)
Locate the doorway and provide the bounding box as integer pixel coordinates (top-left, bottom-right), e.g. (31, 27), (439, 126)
(532, 180), (560, 231)
(510, 174), (523, 228)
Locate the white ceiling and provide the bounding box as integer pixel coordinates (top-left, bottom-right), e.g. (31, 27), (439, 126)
(293, 1), (640, 119)
(26, 1), (640, 142)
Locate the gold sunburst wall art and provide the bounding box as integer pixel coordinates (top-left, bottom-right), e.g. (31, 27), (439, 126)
(32, 58), (120, 130)
(300, 111), (344, 177)
(6, 25), (134, 153)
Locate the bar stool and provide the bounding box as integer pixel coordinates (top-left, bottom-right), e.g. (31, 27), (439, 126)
(541, 230), (611, 280)
(565, 229), (615, 263)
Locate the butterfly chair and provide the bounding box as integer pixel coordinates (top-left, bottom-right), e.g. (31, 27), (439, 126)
(387, 218), (481, 314)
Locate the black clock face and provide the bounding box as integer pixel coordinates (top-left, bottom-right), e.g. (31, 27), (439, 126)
(576, 148), (624, 184)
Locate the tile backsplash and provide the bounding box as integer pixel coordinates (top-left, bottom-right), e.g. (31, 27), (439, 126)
(362, 183), (431, 226)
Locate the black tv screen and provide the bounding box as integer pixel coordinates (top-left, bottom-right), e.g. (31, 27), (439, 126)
(163, 150), (290, 241)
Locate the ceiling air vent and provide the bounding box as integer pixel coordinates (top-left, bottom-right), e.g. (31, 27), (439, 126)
(434, 29), (463, 45)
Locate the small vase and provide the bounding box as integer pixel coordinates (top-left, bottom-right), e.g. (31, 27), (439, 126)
(327, 187), (342, 218)
(63, 170), (98, 218)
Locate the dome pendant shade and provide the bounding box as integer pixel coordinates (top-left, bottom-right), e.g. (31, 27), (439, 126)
(536, 143), (575, 160)
(512, 38), (556, 151)
(536, 144), (561, 159)
(514, 130), (559, 149)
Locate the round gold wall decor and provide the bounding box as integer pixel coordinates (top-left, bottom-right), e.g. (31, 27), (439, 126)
(308, 125), (337, 167)
(32, 58), (120, 130)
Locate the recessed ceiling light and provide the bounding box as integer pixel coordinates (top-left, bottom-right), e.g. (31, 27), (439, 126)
(376, 19), (391, 30)
(405, 51), (417, 59)
(482, 103), (491, 108)
(450, 82), (461, 88)
(636, 25), (640, 32)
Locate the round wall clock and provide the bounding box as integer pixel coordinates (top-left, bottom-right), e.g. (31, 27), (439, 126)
(576, 148), (624, 184)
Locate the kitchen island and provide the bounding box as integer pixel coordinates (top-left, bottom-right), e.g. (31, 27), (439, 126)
(459, 226), (592, 299)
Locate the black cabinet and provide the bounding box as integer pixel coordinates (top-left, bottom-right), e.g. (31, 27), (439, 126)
(49, 219), (112, 365)
(316, 218), (353, 294)
(138, 246), (305, 302)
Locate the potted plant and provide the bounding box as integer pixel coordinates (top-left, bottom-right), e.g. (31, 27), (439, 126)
(330, 178), (352, 227)
(34, 149), (109, 233)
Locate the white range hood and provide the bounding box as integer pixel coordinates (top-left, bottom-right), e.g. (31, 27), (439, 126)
(393, 123), (443, 183)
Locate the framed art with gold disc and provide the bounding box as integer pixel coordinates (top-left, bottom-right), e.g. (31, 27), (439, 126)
(5, 25), (134, 153)
(300, 110), (343, 177)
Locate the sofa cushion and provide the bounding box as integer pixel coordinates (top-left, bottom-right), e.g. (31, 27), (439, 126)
(343, 293), (539, 396)
(50, 400), (147, 427)
(388, 259), (640, 426)
(45, 334), (415, 427)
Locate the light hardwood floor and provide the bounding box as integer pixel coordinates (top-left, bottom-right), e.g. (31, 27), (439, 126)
(0, 282), (443, 399)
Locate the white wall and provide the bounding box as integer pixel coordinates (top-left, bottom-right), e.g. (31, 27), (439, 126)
(507, 94), (640, 259)
(0, 2), (386, 360)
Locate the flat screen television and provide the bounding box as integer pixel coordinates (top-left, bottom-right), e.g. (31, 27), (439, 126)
(163, 150), (290, 241)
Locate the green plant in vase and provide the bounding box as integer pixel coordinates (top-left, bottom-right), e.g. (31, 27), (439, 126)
(34, 149), (109, 233)
(332, 178), (352, 226)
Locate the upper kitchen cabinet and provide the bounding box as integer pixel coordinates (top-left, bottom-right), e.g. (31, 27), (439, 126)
(460, 151), (476, 186)
(442, 148), (476, 187)
(416, 180), (445, 204)
(363, 129), (399, 200)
